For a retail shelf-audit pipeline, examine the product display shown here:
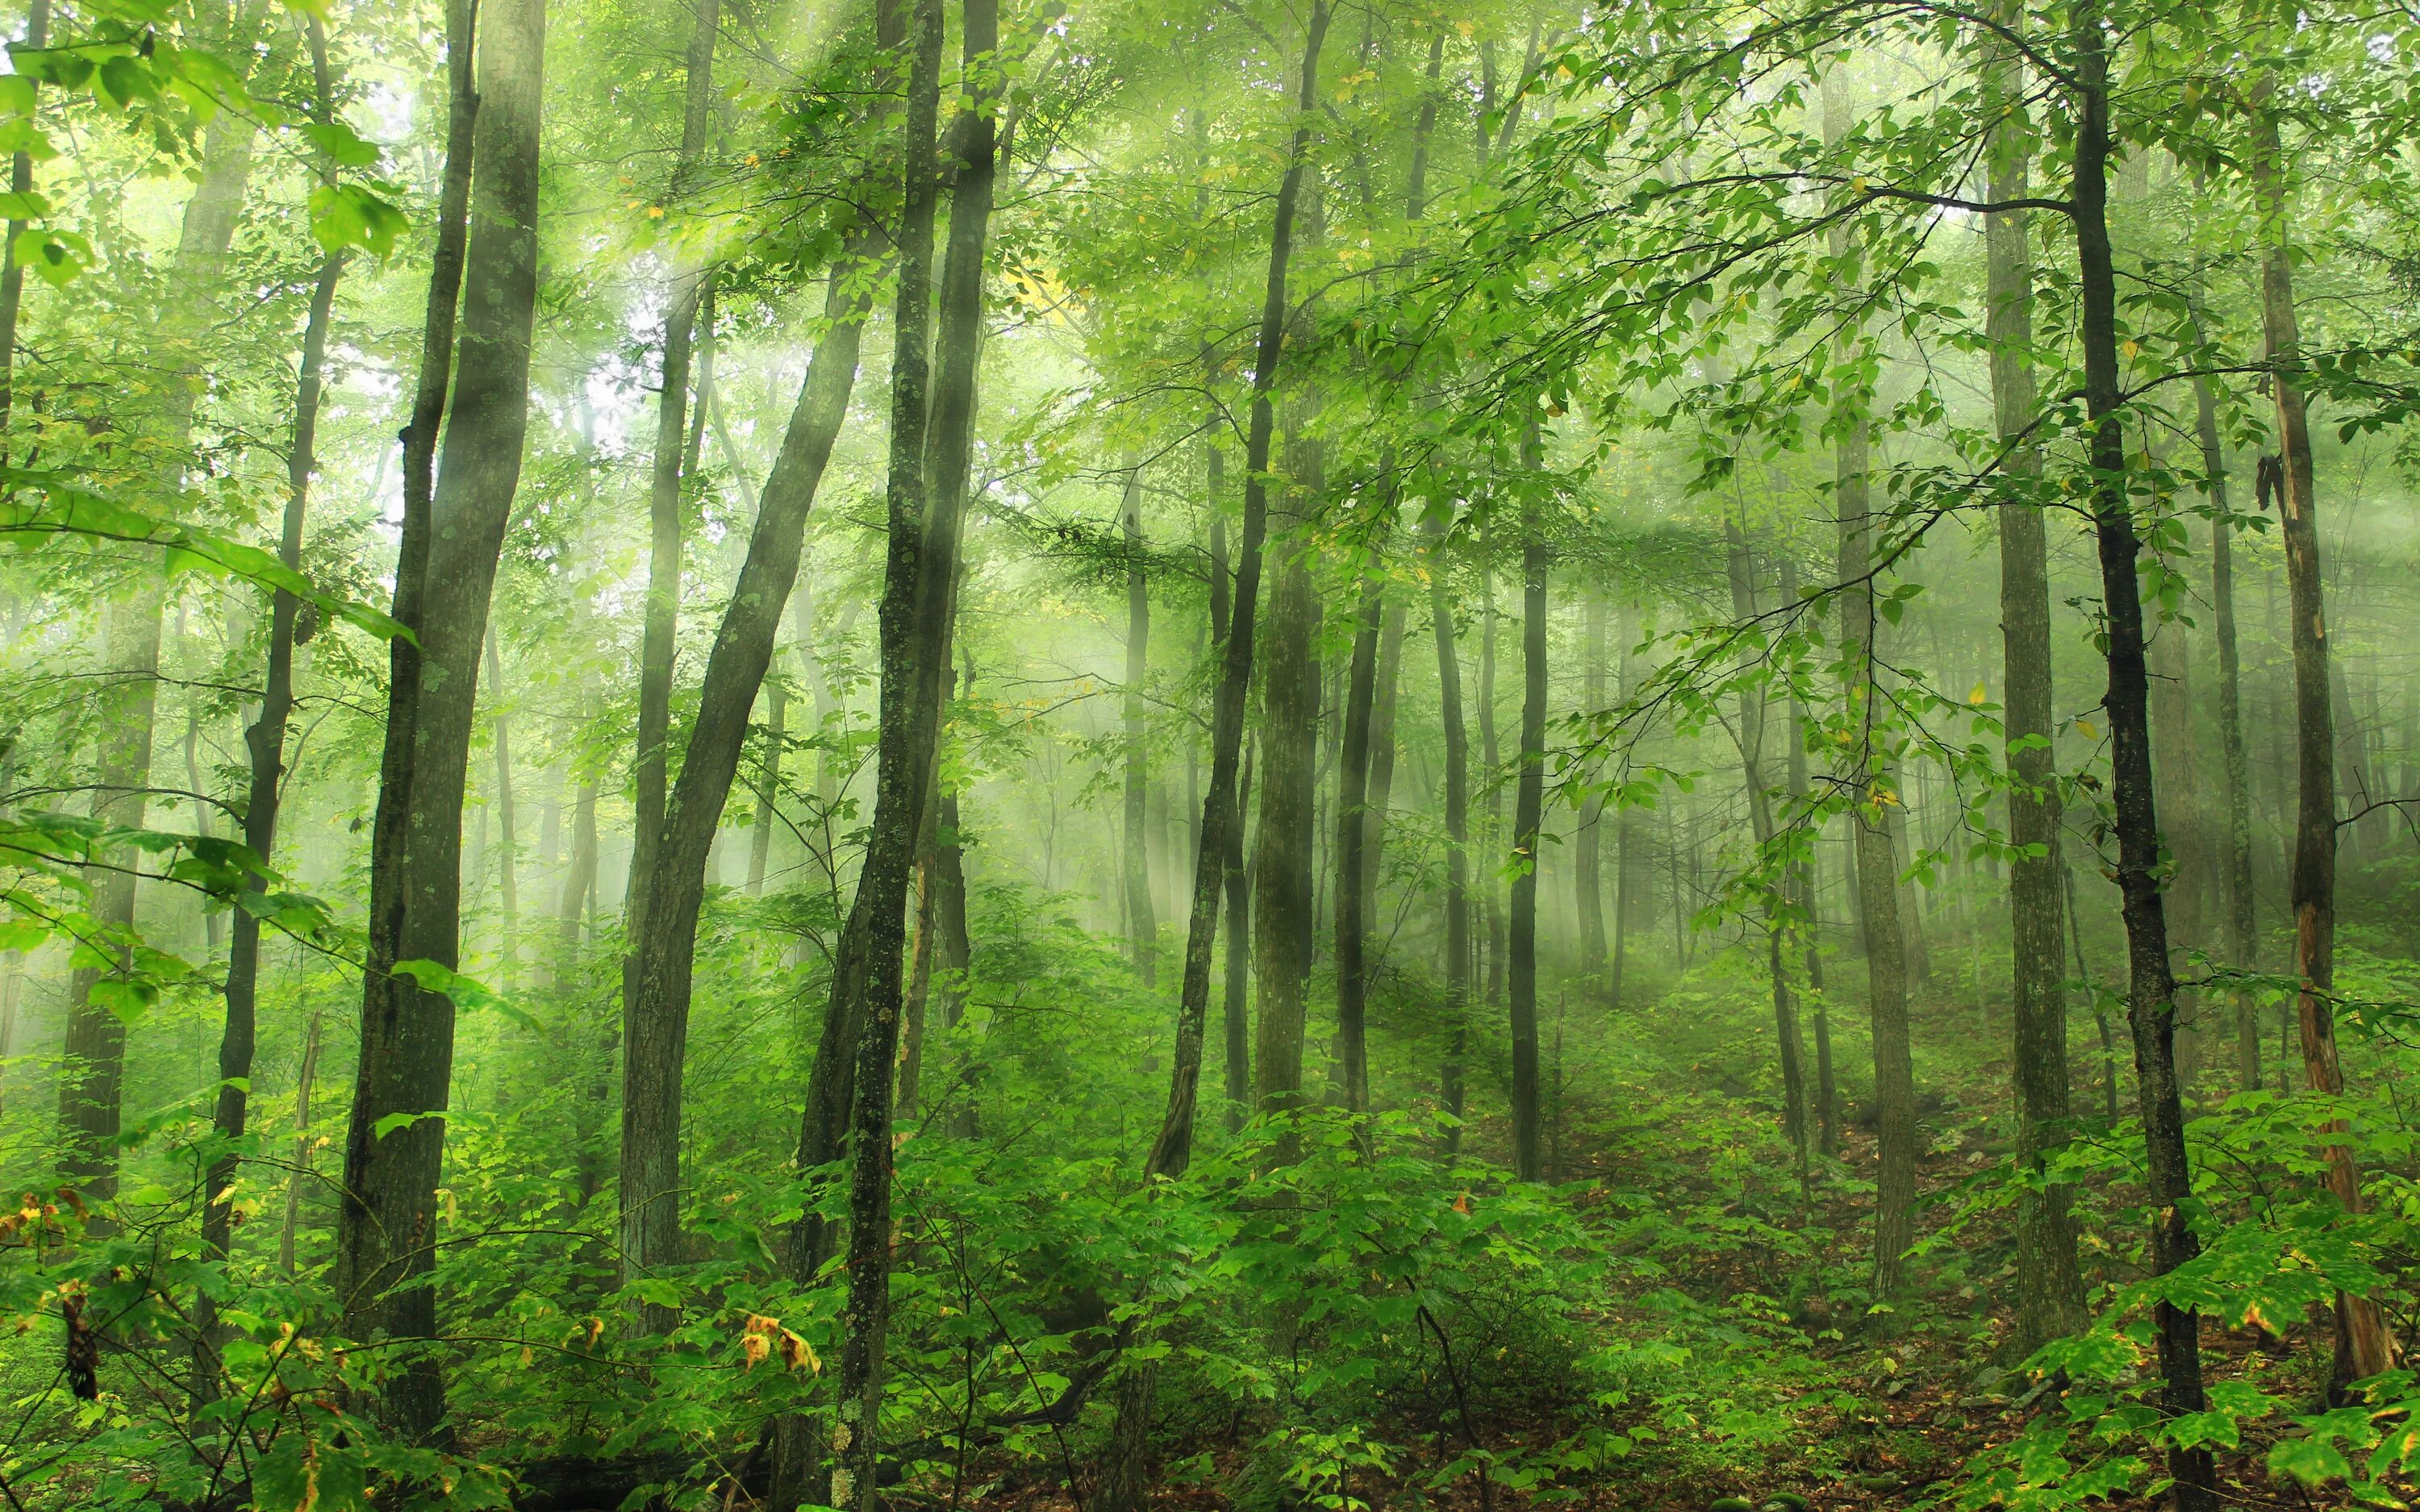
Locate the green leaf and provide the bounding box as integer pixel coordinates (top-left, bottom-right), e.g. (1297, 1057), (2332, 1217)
(371, 1110), (443, 1141)
(308, 183), (407, 257)
(2270, 1437), (2352, 1487)
(298, 120), (382, 169)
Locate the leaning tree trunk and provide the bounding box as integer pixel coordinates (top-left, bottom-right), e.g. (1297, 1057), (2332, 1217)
(1983, 29), (2085, 1354)
(831, 0), (993, 1499)
(2254, 97), (2397, 1391)
(336, 0), (544, 1443)
(1098, 11), (1329, 1501)
(2068, 18), (2216, 1506)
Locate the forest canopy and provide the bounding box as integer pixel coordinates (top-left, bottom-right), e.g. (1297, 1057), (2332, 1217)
(2, 0), (2419, 1506)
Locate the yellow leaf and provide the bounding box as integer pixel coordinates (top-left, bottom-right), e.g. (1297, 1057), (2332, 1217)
(2077, 719), (2098, 740)
(1968, 681), (1987, 705)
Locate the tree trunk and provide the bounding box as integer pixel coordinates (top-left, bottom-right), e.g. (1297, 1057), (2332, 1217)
(658, 250), (877, 1293)
(749, 682), (785, 893)
(627, 0), (721, 943)
(1778, 560), (1837, 1155)
(1427, 514), (1472, 1151)
(2254, 99), (2397, 1391)
(1507, 459), (1548, 1183)
(1223, 739), (1254, 1133)
(1575, 586), (1607, 977)
(2150, 618), (2205, 1093)
(831, 0), (995, 1497)
(1479, 542), (1505, 1011)
(1100, 10), (1328, 1493)
(2192, 318), (2259, 1091)
(195, 27), (347, 1386)
(277, 1009), (323, 1277)
(1252, 476), (1322, 1127)
(1725, 517), (1809, 1188)
(58, 12), (282, 1202)
(337, 0), (544, 1441)
(2068, 22), (2217, 1504)
(1983, 36), (2085, 1351)
(1362, 600), (1405, 931)
(1824, 74), (1915, 1301)
(1333, 555), (1383, 1116)
(1122, 468), (1157, 985)
(486, 631), (522, 991)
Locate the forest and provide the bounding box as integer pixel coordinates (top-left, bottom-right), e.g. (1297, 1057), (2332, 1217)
(0, 0), (2418, 1504)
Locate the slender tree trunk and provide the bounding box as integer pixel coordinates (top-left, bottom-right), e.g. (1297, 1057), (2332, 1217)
(1507, 460), (1547, 1183)
(627, 0), (722, 939)
(1479, 544), (1505, 1012)
(1428, 514), (1471, 1151)
(277, 1009), (323, 1277)
(1725, 518), (1809, 1188)
(2151, 619), (2205, 1093)
(1100, 11), (1328, 1492)
(749, 682), (785, 893)
(1575, 587), (1607, 977)
(559, 778), (598, 987)
(2193, 324), (2259, 1091)
(486, 631), (521, 991)
(1362, 602), (1405, 928)
(1983, 38), (2085, 1350)
(832, 0), (995, 1497)
(194, 27), (347, 1388)
(2068, 23), (2216, 1504)
(1778, 561), (1837, 1155)
(2254, 100), (2397, 1390)
(613, 0), (720, 1334)
(58, 13), (282, 1202)
(1224, 739), (1254, 1132)
(1333, 552), (1383, 1116)
(337, 0), (544, 1441)
(1824, 74), (1915, 1301)
(1122, 469), (1158, 984)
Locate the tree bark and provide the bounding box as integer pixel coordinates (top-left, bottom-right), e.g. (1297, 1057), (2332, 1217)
(337, 0), (544, 1442)
(1252, 469), (1322, 1127)
(1983, 34), (2085, 1350)
(1362, 599), (1405, 929)
(831, 0), (994, 1496)
(2254, 98), (2397, 1390)
(2068, 19), (2215, 1503)
(1778, 560), (1837, 1155)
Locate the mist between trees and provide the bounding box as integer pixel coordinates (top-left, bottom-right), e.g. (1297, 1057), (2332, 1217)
(2, 0), (2420, 1507)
